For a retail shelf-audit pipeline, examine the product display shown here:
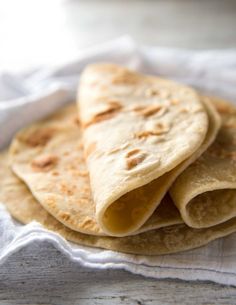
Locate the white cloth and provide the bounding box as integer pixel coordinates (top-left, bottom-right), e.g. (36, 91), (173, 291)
(1, 36), (236, 286)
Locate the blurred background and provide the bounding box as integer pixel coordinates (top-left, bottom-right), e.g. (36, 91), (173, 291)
(1, 0), (236, 72)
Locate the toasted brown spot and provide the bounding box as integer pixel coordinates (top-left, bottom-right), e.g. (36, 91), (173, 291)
(80, 191), (91, 200)
(60, 183), (75, 196)
(215, 103), (232, 114)
(136, 124), (169, 139)
(81, 217), (96, 229)
(108, 147), (121, 154)
(223, 122), (236, 129)
(31, 154), (58, 171)
(59, 212), (71, 221)
(20, 128), (55, 147)
(45, 197), (56, 208)
(145, 87), (170, 99)
(133, 105), (163, 117)
(75, 156), (84, 163)
(66, 164), (76, 171)
(74, 117), (80, 125)
(126, 153), (147, 170)
(77, 142), (84, 149)
(145, 88), (160, 97)
(81, 184), (90, 193)
(136, 131), (161, 138)
(111, 71), (140, 85)
(156, 123), (164, 129)
(51, 171), (59, 176)
(179, 108), (189, 113)
(77, 170), (89, 177)
(171, 99), (180, 105)
(107, 100), (122, 107)
(228, 151), (236, 161)
(84, 142), (97, 158)
(208, 142), (236, 160)
(126, 149), (141, 158)
(63, 151), (70, 156)
(83, 104), (122, 128)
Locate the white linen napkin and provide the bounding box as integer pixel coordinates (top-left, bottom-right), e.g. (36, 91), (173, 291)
(1, 36), (236, 286)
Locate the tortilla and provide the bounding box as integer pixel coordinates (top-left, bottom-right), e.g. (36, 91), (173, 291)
(8, 97), (219, 236)
(8, 103), (181, 235)
(78, 64), (211, 236)
(1, 151), (236, 255)
(170, 98), (236, 228)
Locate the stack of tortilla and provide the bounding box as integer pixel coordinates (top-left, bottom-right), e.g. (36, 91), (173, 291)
(1, 63), (236, 255)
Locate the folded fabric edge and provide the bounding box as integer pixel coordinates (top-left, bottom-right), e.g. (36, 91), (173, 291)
(0, 204), (235, 287)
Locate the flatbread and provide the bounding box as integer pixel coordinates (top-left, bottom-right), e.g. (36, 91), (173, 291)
(135, 96), (221, 231)
(8, 97), (219, 236)
(1, 152), (236, 255)
(170, 98), (236, 228)
(8, 104), (178, 236)
(78, 64), (210, 236)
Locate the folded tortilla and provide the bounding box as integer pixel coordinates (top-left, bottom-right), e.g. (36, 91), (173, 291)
(170, 98), (236, 228)
(8, 94), (219, 237)
(77, 64), (215, 236)
(8, 104), (181, 236)
(1, 151), (236, 255)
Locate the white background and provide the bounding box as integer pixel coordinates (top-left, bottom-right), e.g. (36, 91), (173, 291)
(0, 0), (236, 72)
